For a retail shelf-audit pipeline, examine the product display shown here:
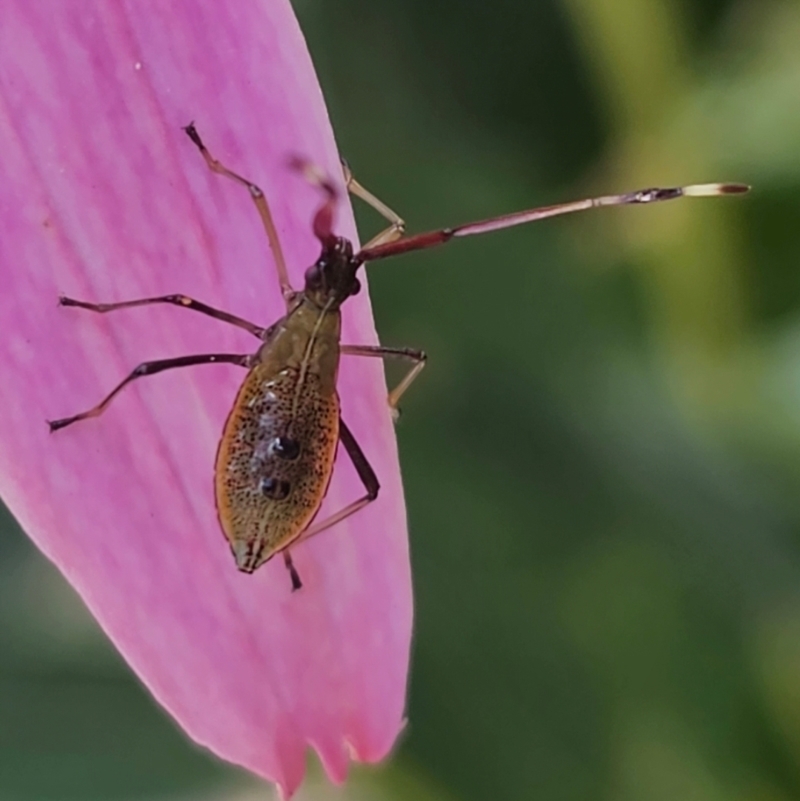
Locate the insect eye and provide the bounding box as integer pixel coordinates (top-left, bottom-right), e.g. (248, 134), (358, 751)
(304, 263), (323, 288)
(269, 436), (300, 460)
(258, 477), (291, 500)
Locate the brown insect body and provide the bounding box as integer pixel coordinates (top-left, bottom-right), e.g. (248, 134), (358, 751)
(48, 123), (747, 589)
(216, 240), (359, 573)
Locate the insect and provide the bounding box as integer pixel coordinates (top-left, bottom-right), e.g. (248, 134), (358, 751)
(49, 124), (749, 589)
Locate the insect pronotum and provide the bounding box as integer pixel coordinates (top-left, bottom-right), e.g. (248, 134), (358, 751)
(49, 124), (749, 589)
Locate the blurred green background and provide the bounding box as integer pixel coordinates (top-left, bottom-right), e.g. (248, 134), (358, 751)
(4, 0), (800, 799)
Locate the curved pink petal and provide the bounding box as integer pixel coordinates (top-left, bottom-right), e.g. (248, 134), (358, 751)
(0, 2), (411, 796)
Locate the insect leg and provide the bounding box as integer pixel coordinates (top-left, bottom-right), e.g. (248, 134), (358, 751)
(341, 344), (426, 417)
(356, 182), (750, 263)
(341, 159), (405, 248)
(183, 123), (294, 305)
(48, 353), (252, 432)
(288, 418), (380, 552)
(282, 551), (303, 592)
(59, 294), (266, 338)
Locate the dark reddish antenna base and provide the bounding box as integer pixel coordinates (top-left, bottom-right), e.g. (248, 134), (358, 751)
(289, 157), (339, 245)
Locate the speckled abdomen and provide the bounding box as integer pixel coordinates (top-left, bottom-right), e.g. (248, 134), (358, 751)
(215, 363), (340, 571)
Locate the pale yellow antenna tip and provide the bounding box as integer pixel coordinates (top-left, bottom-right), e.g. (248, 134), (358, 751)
(683, 182), (751, 197)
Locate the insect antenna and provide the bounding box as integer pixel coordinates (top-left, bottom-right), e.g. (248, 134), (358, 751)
(355, 181), (750, 264)
(289, 157), (339, 245)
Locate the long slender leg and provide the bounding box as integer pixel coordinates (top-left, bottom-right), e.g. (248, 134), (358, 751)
(286, 418), (380, 557)
(292, 157), (406, 249)
(341, 159), (406, 248)
(280, 349), (419, 588)
(341, 344), (426, 416)
(59, 294), (266, 338)
(183, 123), (295, 305)
(48, 353), (252, 432)
(356, 182), (750, 263)
(283, 551), (302, 592)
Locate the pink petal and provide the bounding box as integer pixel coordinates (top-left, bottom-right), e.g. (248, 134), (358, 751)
(0, 2), (412, 796)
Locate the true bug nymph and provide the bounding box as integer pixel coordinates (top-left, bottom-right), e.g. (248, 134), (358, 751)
(49, 124), (748, 589)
